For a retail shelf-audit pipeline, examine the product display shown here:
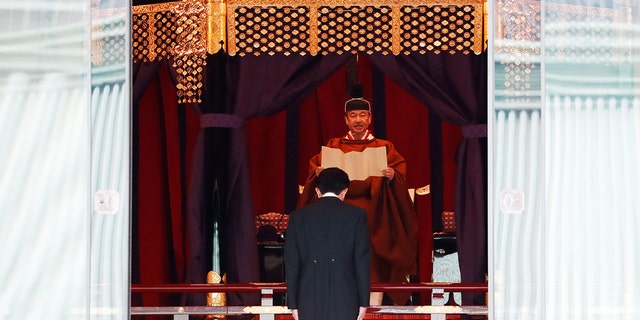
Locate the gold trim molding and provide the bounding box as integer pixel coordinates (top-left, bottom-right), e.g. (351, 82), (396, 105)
(133, 0), (487, 58)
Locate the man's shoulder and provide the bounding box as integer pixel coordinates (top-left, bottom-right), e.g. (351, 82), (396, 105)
(339, 201), (367, 215)
(372, 138), (393, 146)
(293, 199), (364, 219)
(314, 197), (362, 211)
(296, 197), (339, 211)
(325, 137), (342, 147)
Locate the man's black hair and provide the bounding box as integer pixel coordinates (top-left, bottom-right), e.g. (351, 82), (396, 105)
(316, 167), (350, 195)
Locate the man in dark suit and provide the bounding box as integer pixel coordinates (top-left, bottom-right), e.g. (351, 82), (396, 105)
(285, 167), (371, 320)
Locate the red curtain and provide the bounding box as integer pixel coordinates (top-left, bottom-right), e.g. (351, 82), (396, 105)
(134, 62), (201, 308)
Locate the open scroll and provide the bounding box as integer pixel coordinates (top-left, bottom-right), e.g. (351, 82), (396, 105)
(320, 146), (387, 181)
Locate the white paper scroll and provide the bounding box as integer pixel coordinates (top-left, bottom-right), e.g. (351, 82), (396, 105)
(321, 146), (387, 181)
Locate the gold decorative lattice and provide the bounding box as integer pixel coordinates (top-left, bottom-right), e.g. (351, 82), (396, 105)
(232, 6), (311, 56)
(133, 3), (179, 62)
(133, 1), (206, 103)
(131, 0), (487, 102)
(131, 13), (152, 61)
(225, 0), (486, 56)
(173, 0), (208, 103)
(400, 5), (480, 55)
(316, 6), (394, 55)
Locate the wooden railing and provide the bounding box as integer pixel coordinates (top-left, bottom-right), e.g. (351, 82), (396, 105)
(131, 282), (488, 319)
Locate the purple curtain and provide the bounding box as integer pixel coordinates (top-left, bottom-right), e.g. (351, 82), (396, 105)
(182, 52), (227, 308)
(133, 61), (160, 105)
(219, 53), (353, 305)
(369, 52), (488, 305)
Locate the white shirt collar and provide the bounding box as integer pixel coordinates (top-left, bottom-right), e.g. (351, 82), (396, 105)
(321, 192), (339, 198)
(345, 129), (374, 140)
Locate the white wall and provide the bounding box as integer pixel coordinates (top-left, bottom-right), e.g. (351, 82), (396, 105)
(0, 1), (130, 319)
(490, 1), (640, 319)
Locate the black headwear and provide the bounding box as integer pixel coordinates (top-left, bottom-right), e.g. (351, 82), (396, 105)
(344, 83), (371, 112)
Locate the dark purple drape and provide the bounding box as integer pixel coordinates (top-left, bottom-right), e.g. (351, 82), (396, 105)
(133, 61), (159, 104)
(220, 53), (353, 305)
(182, 52), (229, 307)
(369, 52), (488, 305)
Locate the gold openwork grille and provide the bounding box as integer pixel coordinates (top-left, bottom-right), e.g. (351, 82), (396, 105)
(133, 2), (207, 103)
(225, 1), (486, 56)
(132, 7), (179, 62)
(233, 6), (311, 56)
(172, 0), (208, 103)
(131, 0), (487, 102)
(315, 6), (394, 55)
(399, 5), (479, 55)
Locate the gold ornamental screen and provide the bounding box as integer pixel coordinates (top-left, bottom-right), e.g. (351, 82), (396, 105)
(132, 0), (487, 102)
(224, 0), (486, 56)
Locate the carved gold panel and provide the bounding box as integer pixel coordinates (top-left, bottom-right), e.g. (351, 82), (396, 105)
(132, 0), (488, 103)
(133, 1), (208, 103)
(224, 0), (486, 56)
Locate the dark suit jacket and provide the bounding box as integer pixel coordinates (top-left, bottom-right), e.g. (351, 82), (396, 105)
(285, 196), (371, 320)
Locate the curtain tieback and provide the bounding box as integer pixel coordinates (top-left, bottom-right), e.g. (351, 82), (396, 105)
(200, 113), (245, 128)
(461, 124), (487, 138)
